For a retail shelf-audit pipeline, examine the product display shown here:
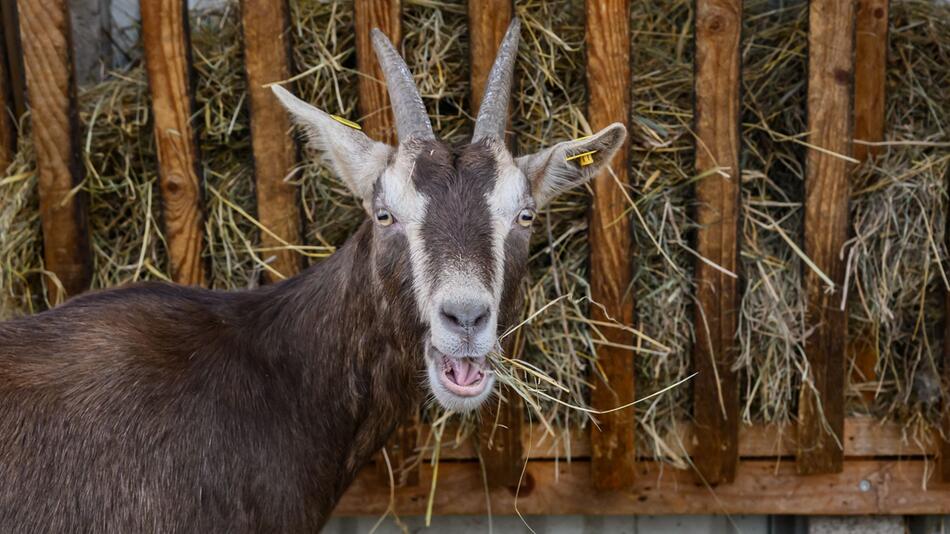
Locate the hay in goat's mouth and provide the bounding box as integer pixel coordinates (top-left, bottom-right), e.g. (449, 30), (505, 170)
(0, 0), (947, 460)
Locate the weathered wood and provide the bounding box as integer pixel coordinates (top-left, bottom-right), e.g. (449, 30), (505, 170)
(240, 0), (302, 281)
(1, 0), (26, 121)
(691, 0), (742, 485)
(141, 0), (206, 286)
(852, 0), (888, 163)
(468, 0), (523, 489)
(17, 0), (91, 302)
(337, 459), (950, 516)
(423, 418), (937, 462)
(799, 0), (856, 475)
(354, 0), (401, 144)
(850, 0), (889, 407)
(468, 0), (512, 117)
(585, 0), (635, 490)
(0, 5), (13, 170)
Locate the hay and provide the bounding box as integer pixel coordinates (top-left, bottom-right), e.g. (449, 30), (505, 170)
(0, 0), (948, 450)
(846, 0), (950, 430)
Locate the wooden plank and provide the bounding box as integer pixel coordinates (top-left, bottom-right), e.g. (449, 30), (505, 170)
(354, 0), (400, 144)
(849, 0), (889, 408)
(0, 2), (13, 170)
(1, 0), (26, 121)
(336, 459), (950, 516)
(852, 0), (888, 163)
(798, 0), (856, 475)
(240, 0), (302, 281)
(468, 0), (523, 489)
(141, 0), (206, 286)
(17, 0), (91, 302)
(691, 0), (742, 485)
(585, 0), (635, 490)
(423, 418), (937, 462)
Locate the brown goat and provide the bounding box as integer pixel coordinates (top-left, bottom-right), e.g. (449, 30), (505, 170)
(0, 21), (625, 532)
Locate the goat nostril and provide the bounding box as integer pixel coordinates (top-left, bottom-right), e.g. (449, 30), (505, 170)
(440, 301), (491, 333)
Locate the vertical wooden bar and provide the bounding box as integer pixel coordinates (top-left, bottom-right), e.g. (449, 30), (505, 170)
(469, 0), (524, 489)
(354, 0), (418, 487)
(141, 0), (206, 286)
(849, 0), (888, 405)
(0, 4), (13, 171)
(354, 0), (401, 144)
(852, 0), (888, 163)
(586, 0), (635, 490)
(1, 0), (26, 121)
(240, 0), (302, 281)
(692, 0), (741, 485)
(17, 0), (91, 301)
(798, 0), (855, 475)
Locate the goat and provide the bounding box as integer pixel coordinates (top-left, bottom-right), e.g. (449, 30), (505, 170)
(0, 20), (625, 532)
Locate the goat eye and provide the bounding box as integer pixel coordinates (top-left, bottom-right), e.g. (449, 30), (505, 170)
(375, 208), (394, 226)
(517, 208), (536, 227)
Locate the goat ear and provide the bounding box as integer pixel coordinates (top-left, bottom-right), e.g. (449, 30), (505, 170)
(515, 123), (627, 207)
(271, 85), (393, 203)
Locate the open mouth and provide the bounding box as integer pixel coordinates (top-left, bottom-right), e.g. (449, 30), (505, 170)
(435, 351), (490, 397)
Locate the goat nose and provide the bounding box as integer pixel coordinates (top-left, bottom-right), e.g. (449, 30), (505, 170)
(440, 299), (491, 335)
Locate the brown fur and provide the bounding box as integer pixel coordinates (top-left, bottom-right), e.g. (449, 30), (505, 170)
(0, 141), (534, 532)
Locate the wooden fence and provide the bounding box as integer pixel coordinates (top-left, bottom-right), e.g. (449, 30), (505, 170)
(1, 0), (948, 516)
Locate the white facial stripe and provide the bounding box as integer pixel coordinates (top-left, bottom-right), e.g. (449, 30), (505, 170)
(485, 146), (531, 309)
(378, 146), (432, 318)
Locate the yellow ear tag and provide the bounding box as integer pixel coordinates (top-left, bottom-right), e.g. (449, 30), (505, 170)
(330, 115), (362, 130)
(566, 150), (597, 167)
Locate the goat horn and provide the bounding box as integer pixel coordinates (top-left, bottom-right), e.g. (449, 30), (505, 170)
(472, 18), (521, 143)
(370, 29), (434, 141)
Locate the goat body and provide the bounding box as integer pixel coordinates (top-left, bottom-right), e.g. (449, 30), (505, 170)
(0, 222), (422, 532)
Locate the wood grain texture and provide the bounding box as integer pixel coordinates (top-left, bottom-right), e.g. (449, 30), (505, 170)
(240, 0), (301, 281)
(585, 0), (635, 490)
(0, 6), (13, 171)
(691, 0), (742, 486)
(422, 417), (937, 461)
(850, 0), (889, 409)
(141, 0), (206, 286)
(337, 459), (950, 516)
(1, 0), (26, 121)
(354, 0), (401, 144)
(799, 0), (855, 475)
(468, 0), (512, 117)
(17, 0), (90, 302)
(468, 0), (523, 488)
(852, 0), (888, 163)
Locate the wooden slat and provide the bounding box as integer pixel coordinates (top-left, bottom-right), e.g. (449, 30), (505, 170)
(691, 0), (742, 485)
(337, 459), (950, 516)
(799, 0), (856, 475)
(354, 0), (400, 144)
(353, 0), (418, 487)
(0, 3), (13, 171)
(852, 0), (888, 162)
(1, 0), (26, 121)
(850, 0), (889, 406)
(141, 0), (206, 286)
(17, 0), (90, 302)
(240, 0), (302, 281)
(585, 0), (635, 490)
(468, 0), (523, 489)
(423, 418), (937, 462)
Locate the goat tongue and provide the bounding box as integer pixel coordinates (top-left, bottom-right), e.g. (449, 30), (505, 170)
(448, 357), (482, 387)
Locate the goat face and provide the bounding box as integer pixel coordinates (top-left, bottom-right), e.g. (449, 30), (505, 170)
(272, 21), (626, 412)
